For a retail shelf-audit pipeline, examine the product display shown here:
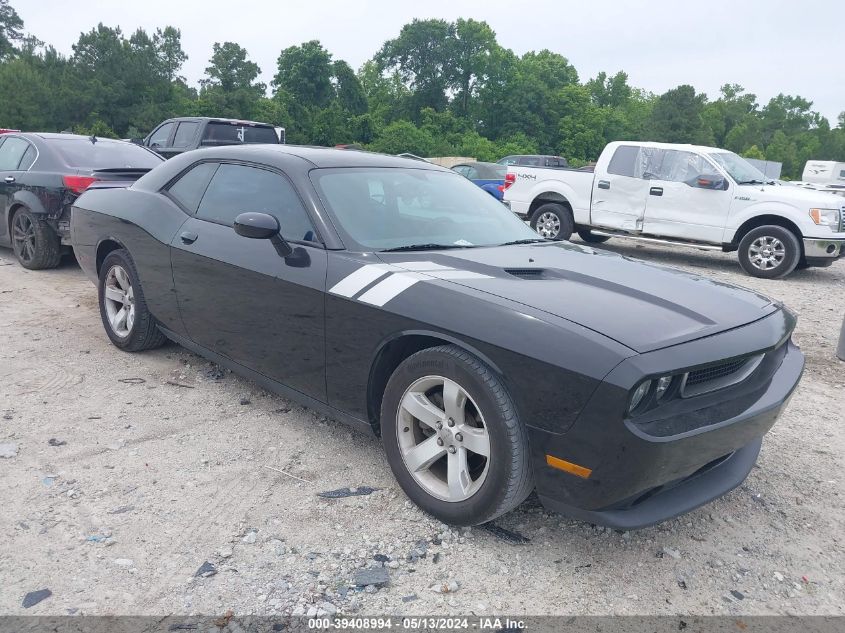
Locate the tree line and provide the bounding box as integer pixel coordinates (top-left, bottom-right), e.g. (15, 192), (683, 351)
(1, 0), (843, 179)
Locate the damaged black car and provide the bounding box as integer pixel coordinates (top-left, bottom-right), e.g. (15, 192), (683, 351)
(70, 145), (804, 528)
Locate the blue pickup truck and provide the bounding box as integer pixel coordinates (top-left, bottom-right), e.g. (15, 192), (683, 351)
(451, 161), (507, 200)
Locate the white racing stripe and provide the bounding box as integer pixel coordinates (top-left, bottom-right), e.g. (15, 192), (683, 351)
(330, 260), (494, 307)
(357, 272), (423, 307)
(329, 264), (392, 298)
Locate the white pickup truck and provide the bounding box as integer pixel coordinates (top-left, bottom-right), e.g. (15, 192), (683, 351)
(504, 141), (845, 278)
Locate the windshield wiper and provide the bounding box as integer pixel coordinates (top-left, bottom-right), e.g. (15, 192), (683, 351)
(498, 238), (549, 246)
(737, 179), (767, 185)
(380, 243), (476, 252)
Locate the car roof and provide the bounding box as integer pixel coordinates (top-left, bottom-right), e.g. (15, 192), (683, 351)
(12, 132), (129, 143)
(192, 144), (453, 170)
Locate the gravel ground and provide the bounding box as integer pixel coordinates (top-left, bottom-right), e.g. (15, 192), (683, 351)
(0, 241), (843, 617)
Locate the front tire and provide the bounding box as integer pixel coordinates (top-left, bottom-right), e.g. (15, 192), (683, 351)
(98, 249), (166, 351)
(380, 345), (533, 526)
(11, 208), (62, 270)
(530, 203), (573, 240)
(737, 226), (801, 279)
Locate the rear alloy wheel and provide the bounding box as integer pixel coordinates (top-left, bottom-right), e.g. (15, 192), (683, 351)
(530, 203), (573, 240)
(737, 225), (801, 279)
(98, 249), (167, 351)
(11, 208), (61, 270)
(381, 345), (533, 526)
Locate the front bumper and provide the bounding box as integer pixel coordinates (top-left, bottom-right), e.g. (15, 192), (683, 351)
(803, 237), (845, 259)
(530, 312), (804, 529)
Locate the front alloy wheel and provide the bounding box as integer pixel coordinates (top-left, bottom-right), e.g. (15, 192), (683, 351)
(747, 236), (786, 271)
(397, 376), (491, 502)
(737, 225), (801, 279)
(381, 345), (533, 526)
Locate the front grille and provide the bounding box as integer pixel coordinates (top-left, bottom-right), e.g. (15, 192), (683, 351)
(840, 205), (845, 232)
(685, 358), (748, 387)
(680, 353), (765, 398)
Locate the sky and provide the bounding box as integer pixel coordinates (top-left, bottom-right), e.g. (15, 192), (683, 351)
(14, 0), (845, 125)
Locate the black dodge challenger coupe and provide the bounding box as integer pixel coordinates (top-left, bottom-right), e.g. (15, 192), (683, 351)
(70, 145), (804, 529)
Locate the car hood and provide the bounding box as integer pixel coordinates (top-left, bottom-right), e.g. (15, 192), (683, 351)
(378, 242), (778, 353)
(748, 182), (844, 207)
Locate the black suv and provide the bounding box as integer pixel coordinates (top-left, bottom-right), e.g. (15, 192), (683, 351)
(0, 132), (162, 269)
(142, 117), (283, 159)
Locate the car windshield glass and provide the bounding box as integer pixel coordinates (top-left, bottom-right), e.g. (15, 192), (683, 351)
(53, 139), (162, 169)
(310, 167), (539, 251)
(708, 152), (768, 184)
(203, 122), (278, 144)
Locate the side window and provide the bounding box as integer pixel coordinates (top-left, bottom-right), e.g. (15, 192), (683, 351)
(638, 147), (666, 179)
(148, 122), (175, 147)
(172, 122), (199, 148)
(464, 166), (479, 179)
(452, 165), (469, 177)
(654, 150), (712, 182)
(18, 144), (37, 170)
(196, 164), (317, 242)
(606, 145), (640, 177)
(0, 137), (30, 170)
(167, 162), (219, 213)
(839, 169), (845, 179)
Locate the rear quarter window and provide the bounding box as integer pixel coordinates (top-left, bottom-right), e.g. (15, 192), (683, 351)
(167, 162), (219, 213)
(607, 145), (640, 177)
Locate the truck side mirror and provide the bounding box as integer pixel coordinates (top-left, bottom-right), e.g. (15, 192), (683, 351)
(687, 173), (727, 190)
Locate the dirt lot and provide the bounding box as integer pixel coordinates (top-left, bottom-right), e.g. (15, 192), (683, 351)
(0, 241), (843, 617)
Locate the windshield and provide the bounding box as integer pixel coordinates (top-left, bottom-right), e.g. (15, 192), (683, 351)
(310, 167), (540, 251)
(53, 139), (162, 170)
(708, 152), (768, 184)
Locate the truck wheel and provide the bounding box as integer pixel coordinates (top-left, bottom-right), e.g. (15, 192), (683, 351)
(11, 208), (62, 270)
(737, 226), (801, 279)
(530, 203), (573, 240)
(577, 228), (610, 244)
(380, 345), (533, 526)
(98, 249), (167, 352)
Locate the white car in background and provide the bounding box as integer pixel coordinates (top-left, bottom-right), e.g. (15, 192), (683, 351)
(504, 141), (845, 278)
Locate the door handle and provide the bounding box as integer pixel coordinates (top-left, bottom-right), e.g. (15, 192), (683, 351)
(649, 186), (663, 196)
(179, 231), (198, 245)
(597, 180), (610, 190)
(4, 177), (14, 184)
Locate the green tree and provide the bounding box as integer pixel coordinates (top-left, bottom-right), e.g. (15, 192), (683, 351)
(648, 85), (711, 144)
(448, 18), (498, 118)
(0, 0), (23, 60)
(273, 40), (334, 109)
(198, 42), (265, 120)
(377, 19), (455, 116)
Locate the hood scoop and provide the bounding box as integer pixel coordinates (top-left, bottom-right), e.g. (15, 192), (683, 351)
(504, 268), (562, 280)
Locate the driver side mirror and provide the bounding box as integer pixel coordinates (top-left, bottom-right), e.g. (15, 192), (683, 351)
(686, 173), (727, 190)
(233, 212), (292, 257)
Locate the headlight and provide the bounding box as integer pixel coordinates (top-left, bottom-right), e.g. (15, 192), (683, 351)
(809, 208), (840, 228)
(655, 375), (674, 401)
(629, 380), (651, 413)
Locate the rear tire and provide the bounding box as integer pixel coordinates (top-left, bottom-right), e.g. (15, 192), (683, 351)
(737, 225), (801, 279)
(380, 345), (533, 526)
(576, 228), (610, 244)
(98, 249), (167, 352)
(11, 208), (62, 270)
(530, 203), (573, 240)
